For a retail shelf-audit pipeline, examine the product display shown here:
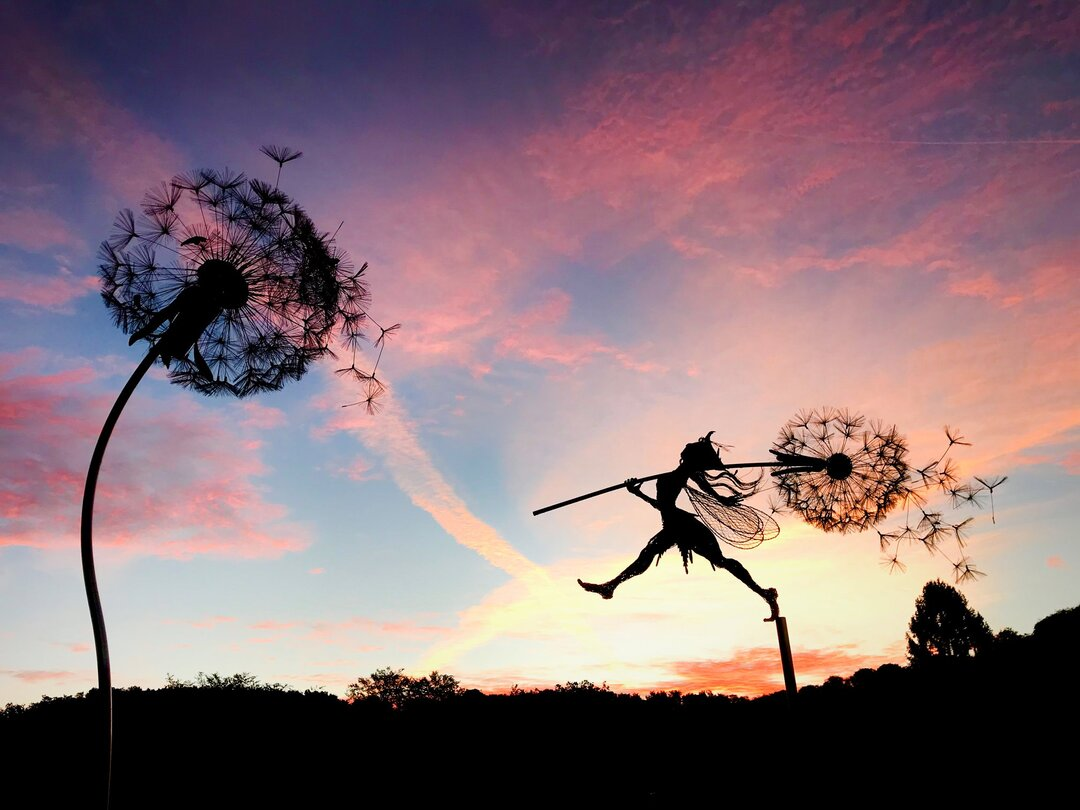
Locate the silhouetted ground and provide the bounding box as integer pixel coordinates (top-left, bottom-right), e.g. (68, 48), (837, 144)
(3, 605), (1075, 806)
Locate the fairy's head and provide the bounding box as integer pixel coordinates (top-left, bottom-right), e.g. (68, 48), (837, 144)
(680, 431), (723, 472)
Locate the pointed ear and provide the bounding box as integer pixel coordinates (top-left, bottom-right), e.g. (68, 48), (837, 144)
(704, 430), (715, 443)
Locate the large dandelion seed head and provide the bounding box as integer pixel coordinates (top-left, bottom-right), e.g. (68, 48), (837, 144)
(772, 407), (911, 533)
(98, 160), (370, 397)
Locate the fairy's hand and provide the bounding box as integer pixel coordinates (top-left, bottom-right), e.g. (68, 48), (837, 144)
(625, 478), (642, 492)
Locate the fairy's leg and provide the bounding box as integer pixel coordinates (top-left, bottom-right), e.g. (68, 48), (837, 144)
(579, 532), (671, 599)
(694, 539), (780, 621)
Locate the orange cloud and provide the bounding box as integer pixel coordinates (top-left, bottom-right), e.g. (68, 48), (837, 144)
(655, 644), (899, 696)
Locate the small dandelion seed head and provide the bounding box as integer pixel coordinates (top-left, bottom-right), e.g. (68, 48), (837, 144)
(260, 144), (304, 166)
(882, 554), (907, 575)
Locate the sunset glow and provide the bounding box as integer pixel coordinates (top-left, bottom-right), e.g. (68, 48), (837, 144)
(1, 1), (1076, 706)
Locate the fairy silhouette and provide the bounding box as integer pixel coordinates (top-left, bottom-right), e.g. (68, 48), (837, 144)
(577, 433), (781, 621)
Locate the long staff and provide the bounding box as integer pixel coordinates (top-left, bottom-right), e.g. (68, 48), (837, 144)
(532, 452), (829, 516)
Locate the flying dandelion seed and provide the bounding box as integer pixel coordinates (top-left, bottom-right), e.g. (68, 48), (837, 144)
(259, 143), (303, 187)
(339, 316), (398, 412)
(974, 475), (1008, 524)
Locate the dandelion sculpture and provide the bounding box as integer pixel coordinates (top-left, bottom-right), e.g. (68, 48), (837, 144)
(84, 147), (376, 807)
(770, 409), (909, 533)
(770, 408), (998, 582)
(535, 408), (1000, 593)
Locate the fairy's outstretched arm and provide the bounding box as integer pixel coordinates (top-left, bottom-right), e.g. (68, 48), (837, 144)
(625, 478), (659, 509)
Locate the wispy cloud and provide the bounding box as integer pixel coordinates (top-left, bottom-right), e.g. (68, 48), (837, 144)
(0, 262), (99, 310)
(322, 380), (549, 584)
(1, 669), (81, 684)
(318, 372), (601, 667)
(0, 208), (84, 251)
(0, 16), (183, 201)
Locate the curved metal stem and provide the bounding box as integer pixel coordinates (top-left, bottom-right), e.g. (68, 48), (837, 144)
(80, 348), (158, 810)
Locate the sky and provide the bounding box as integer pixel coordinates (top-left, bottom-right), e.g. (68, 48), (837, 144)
(1, 0), (1077, 706)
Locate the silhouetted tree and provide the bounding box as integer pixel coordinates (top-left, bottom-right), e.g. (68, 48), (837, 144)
(164, 672), (289, 691)
(345, 668), (462, 708)
(906, 579), (992, 664)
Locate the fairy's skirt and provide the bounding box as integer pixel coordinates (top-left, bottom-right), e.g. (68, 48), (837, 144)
(654, 508), (724, 572)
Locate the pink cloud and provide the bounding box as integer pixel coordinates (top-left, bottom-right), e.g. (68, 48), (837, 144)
(2, 670), (80, 684)
(1047, 556), (1066, 569)
(0, 352), (310, 558)
(307, 617), (451, 646)
(308, 567), (326, 575)
(335, 456), (377, 482)
(0, 264), (99, 309)
(228, 614), (449, 653)
(237, 402), (287, 431)
(516, 1), (1077, 297)
(494, 290), (664, 372)
(241, 616), (448, 646)
(249, 620), (301, 632)
(0, 208), (83, 251)
(50, 642), (90, 654)
(0, 21), (183, 202)
(184, 616), (237, 630)
(322, 132), (664, 379)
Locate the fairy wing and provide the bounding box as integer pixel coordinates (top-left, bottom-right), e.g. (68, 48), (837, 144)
(685, 486), (780, 550)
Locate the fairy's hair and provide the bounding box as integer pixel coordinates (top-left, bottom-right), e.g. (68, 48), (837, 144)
(683, 431), (762, 498)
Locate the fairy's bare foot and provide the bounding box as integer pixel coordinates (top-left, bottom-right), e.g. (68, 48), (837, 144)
(763, 587), (780, 622)
(578, 579), (615, 600)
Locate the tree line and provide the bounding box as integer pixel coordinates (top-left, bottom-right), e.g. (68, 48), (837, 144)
(2, 587), (1075, 804)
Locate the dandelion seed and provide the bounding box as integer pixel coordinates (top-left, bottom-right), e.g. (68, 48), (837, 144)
(944, 425), (972, 449)
(883, 554), (907, 574)
(260, 144), (305, 188)
(974, 475), (1007, 523)
(952, 557), (985, 584)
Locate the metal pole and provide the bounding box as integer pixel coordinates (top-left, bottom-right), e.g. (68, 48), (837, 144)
(531, 457), (825, 517)
(81, 348), (158, 810)
(532, 474), (662, 516)
(774, 616), (798, 699)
